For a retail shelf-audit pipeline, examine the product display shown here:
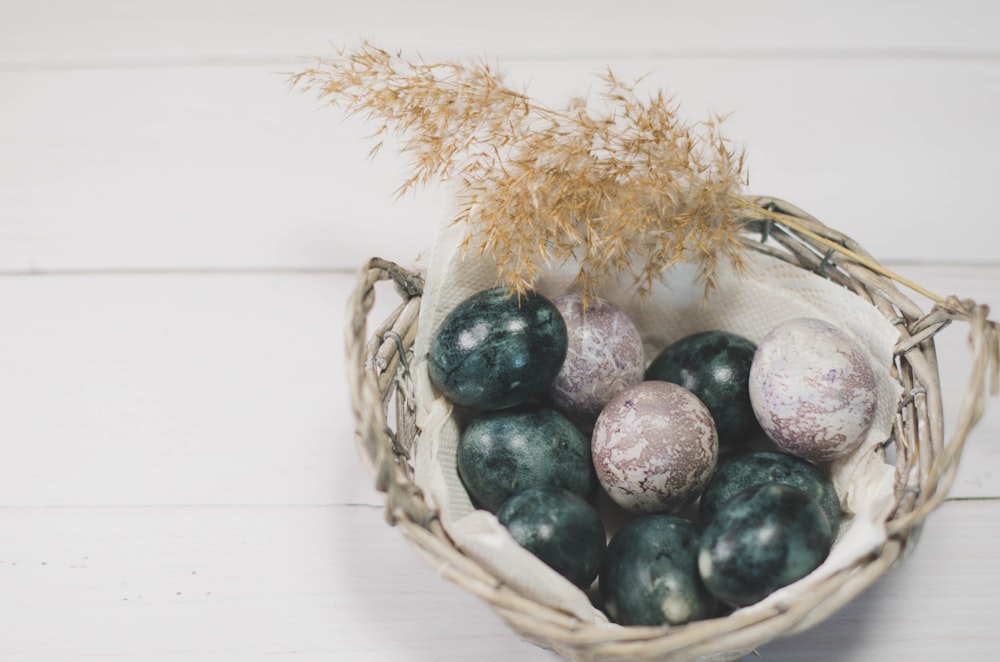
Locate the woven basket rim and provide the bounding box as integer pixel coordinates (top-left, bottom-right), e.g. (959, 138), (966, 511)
(345, 195), (999, 661)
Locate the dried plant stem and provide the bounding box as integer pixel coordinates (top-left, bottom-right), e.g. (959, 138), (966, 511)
(739, 198), (944, 303)
(292, 42), (749, 300)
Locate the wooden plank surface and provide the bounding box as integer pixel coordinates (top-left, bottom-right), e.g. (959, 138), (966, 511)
(4, 58), (1000, 271)
(3, 0), (998, 67)
(0, 502), (994, 660)
(2, 1), (999, 659)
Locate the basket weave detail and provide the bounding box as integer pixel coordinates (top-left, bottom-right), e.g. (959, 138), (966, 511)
(345, 196), (997, 661)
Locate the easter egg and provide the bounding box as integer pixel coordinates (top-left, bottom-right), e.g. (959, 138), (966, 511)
(497, 486), (606, 590)
(600, 515), (717, 626)
(428, 287), (567, 411)
(698, 483), (833, 607)
(699, 450), (842, 531)
(457, 405), (596, 512)
(547, 294), (645, 423)
(645, 330), (759, 448)
(591, 381), (718, 514)
(749, 317), (878, 462)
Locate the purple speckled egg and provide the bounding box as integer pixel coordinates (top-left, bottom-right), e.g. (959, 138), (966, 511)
(592, 381), (718, 514)
(749, 317), (878, 463)
(547, 294), (645, 422)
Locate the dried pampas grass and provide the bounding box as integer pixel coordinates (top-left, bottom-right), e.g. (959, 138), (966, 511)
(291, 41), (748, 300)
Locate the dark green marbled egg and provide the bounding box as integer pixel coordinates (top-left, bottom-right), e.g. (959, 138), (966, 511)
(428, 287), (567, 410)
(699, 450), (842, 531)
(645, 330), (759, 448)
(497, 487), (606, 589)
(457, 405), (597, 512)
(600, 515), (717, 626)
(698, 483), (833, 608)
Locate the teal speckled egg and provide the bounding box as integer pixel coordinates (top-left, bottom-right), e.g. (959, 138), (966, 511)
(497, 487), (606, 589)
(699, 450), (842, 532)
(428, 287), (567, 411)
(645, 330), (759, 448)
(457, 405), (597, 512)
(698, 483), (833, 608)
(600, 515), (718, 626)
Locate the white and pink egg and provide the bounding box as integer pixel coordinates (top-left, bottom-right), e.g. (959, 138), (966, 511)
(591, 380), (718, 514)
(547, 294), (645, 422)
(748, 317), (878, 463)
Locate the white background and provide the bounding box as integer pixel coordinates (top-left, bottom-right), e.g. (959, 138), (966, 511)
(2, 1), (998, 659)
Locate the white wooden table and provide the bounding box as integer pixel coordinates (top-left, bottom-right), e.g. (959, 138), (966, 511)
(2, 2), (998, 659)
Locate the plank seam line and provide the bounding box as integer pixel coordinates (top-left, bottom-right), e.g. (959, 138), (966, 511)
(3, 49), (1000, 72)
(0, 267), (360, 278)
(0, 261), (997, 279)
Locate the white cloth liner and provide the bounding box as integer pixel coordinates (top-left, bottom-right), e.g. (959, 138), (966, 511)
(411, 216), (903, 625)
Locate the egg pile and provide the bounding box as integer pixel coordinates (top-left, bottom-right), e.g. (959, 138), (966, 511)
(428, 286), (878, 625)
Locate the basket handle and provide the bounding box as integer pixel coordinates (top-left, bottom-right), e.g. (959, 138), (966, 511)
(889, 296), (999, 534)
(346, 257), (442, 528)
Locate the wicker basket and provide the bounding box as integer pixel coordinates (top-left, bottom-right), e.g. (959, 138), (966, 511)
(345, 195), (998, 661)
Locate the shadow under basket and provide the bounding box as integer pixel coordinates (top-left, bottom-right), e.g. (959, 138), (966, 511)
(345, 195), (998, 661)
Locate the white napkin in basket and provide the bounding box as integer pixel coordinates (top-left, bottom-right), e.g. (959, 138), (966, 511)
(410, 217), (903, 624)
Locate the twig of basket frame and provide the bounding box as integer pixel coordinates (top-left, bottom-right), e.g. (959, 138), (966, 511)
(738, 196), (944, 304)
(742, 217), (860, 295)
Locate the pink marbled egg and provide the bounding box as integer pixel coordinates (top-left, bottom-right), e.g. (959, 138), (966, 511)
(547, 294), (645, 421)
(749, 317), (878, 463)
(592, 381), (718, 514)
